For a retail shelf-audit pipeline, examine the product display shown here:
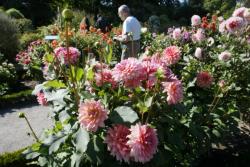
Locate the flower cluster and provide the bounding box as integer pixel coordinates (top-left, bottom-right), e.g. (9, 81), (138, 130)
(105, 123), (158, 164)
(54, 47), (80, 65)
(219, 7), (249, 34)
(16, 40), (44, 66)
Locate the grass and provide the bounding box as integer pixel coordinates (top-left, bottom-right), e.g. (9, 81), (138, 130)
(0, 89), (35, 108)
(0, 148), (38, 167)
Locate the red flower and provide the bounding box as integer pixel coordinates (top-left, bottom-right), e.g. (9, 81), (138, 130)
(196, 71), (213, 88)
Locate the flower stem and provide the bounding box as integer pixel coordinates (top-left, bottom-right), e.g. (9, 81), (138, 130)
(24, 116), (39, 142)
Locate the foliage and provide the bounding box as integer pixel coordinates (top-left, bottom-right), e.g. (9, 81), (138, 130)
(0, 12), (20, 62)
(13, 18), (33, 34)
(203, 0), (236, 18)
(5, 8), (24, 19)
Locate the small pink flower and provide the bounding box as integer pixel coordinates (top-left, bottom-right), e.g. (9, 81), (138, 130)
(36, 92), (48, 106)
(127, 123), (158, 164)
(142, 57), (161, 88)
(218, 16), (224, 23)
(54, 47), (80, 64)
(95, 69), (117, 88)
(219, 21), (227, 33)
(162, 46), (181, 65)
(191, 15), (201, 26)
(225, 17), (245, 33)
(93, 62), (108, 72)
(105, 125), (131, 163)
(196, 71), (213, 88)
(192, 28), (206, 42)
(233, 7), (247, 18)
(218, 51), (231, 62)
(218, 80), (226, 88)
(162, 80), (183, 105)
(243, 9), (250, 23)
(172, 28), (182, 40)
(195, 47), (203, 59)
(112, 58), (146, 88)
(78, 100), (108, 132)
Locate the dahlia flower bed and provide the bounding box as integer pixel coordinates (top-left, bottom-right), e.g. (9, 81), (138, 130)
(20, 7), (249, 167)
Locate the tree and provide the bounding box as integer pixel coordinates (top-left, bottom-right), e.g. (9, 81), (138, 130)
(203, 0), (236, 17)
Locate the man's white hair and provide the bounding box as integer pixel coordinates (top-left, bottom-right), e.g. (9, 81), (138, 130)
(118, 5), (130, 14)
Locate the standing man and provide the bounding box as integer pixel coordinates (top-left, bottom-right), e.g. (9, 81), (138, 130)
(113, 5), (141, 60)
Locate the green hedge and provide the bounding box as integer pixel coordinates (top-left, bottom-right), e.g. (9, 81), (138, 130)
(0, 149), (38, 167)
(0, 89), (35, 108)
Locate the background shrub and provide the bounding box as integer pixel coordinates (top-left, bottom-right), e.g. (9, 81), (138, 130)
(0, 52), (17, 96)
(20, 32), (43, 49)
(0, 12), (20, 62)
(13, 18), (33, 34)
(6, 8), (24, 19)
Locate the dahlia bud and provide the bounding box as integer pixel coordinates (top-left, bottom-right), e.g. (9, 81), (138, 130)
(62, 9), (74, 21)
(18, 112), (25, 118)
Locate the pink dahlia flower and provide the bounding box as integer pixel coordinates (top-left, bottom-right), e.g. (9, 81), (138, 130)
(78, 100), (108, 132)
(93, 62), (108, 72)
(192, 28), (206, 42)
(112, 58), (146, 88)
(162, 46), (181, 65)
(194, 47), (203, 60)
(218, 51), (231, 62)
(233, 7), (247, 18)
(105, 125), (131, 163)
(219, 21), (227, 33)
(162, 80), (183, 105)
(95, 69), (117, 88)
(54, 47), (80, 64)
(173, 28), (182, 40)
(243, 9), (250, 23)
(142, 57), (162, 88)
(191, 15), (201, 26)
(36, 92), (48, 106)
(127, 123), (158, 164)
(196, 71), (213, 88)
(225, 17), (245, 33)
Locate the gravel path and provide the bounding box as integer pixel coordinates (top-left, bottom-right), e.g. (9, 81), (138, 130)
(0, 103), (53, 154)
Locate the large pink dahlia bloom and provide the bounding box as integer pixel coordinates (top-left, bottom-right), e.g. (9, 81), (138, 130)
(78, 100), (108, 132)
(162, 46), (181, 65)
(105, 125), (131, 163)
(112, 58), (146, 88)
(127, 123), (158, 163)
(95, 69), (117, 88)
(225, 17), (245, 33)
(162, 80), (183, 105)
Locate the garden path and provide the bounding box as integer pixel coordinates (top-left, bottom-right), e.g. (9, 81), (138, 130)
(0, 103), (53, 154)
